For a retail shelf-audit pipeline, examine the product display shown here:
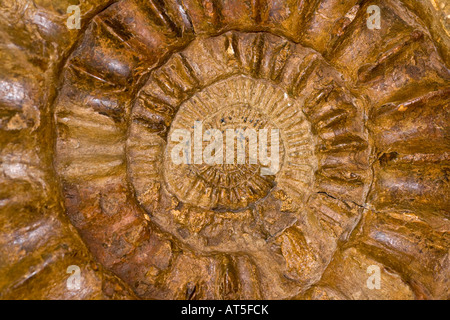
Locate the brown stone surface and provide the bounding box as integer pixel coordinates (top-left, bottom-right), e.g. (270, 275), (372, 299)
(0, 0), (449, 299)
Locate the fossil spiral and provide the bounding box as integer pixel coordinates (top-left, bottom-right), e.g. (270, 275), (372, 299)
(0, 0), (449, 300)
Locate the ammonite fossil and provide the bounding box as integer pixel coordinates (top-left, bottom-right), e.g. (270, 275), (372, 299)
(0, 0), (449, 300)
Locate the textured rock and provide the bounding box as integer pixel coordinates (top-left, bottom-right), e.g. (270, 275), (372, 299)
(0, 0), (449, 299)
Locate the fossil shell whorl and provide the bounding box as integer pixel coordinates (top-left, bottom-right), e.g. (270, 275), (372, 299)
(55, 26), (375, 298)
(0, 0), (449, 300)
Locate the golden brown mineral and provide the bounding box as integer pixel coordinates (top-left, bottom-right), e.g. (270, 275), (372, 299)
(0, 0), (449, 300)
